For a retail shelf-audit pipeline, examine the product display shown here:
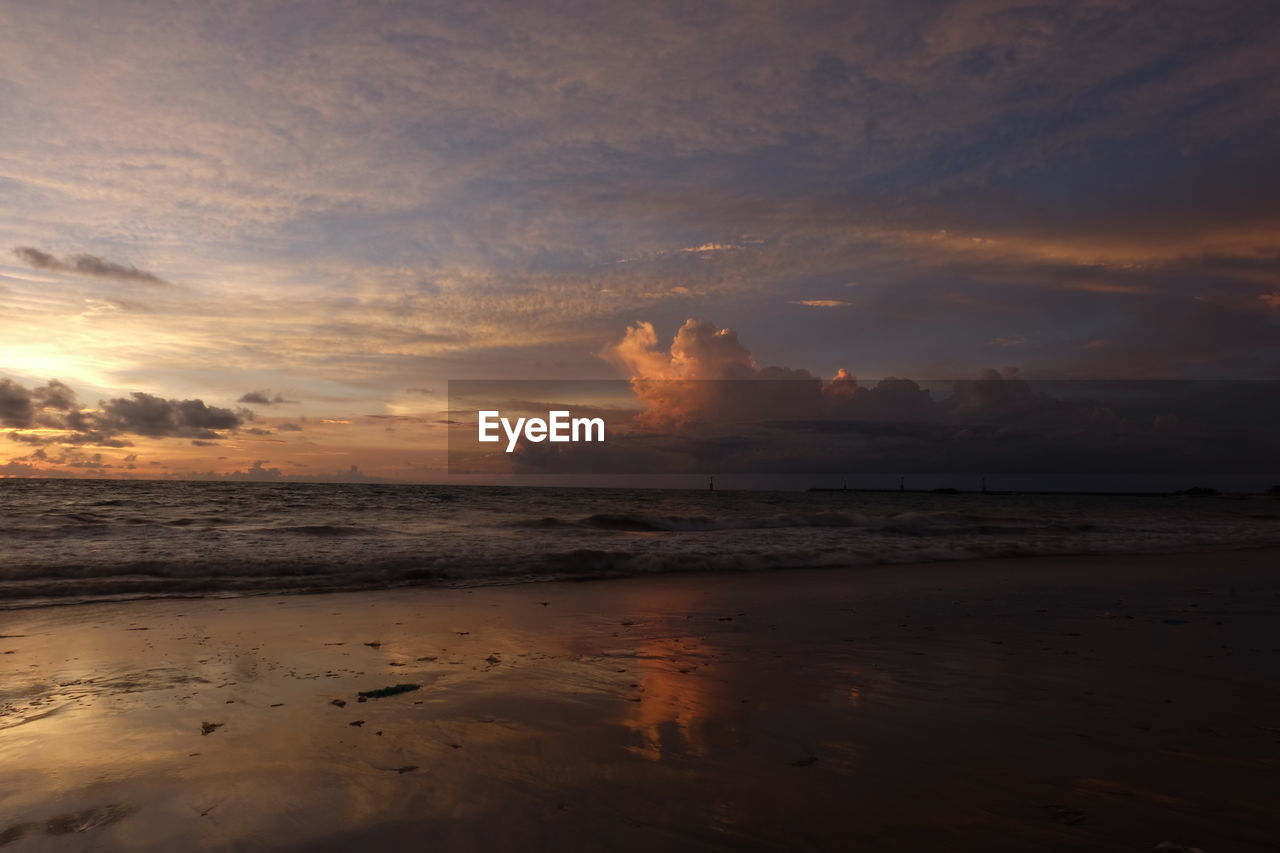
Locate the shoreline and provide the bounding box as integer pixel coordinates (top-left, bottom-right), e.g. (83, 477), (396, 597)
(3, 541), (1279, 614)
(5, 474), (1280, 496)
(2, 549), (1278, 851)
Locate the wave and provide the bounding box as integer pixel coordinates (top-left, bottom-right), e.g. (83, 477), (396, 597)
(3, 481), (1279, 610)
(508, 510), (1104, 535)
(258, 524), (388, 536)
(4, 530), (1276, 610)
(513, 511), (885, 532)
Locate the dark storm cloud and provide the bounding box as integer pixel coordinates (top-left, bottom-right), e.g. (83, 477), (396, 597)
(13, 247), (170, 285)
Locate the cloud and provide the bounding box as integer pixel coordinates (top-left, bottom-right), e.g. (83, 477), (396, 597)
(601, 320), (1066, 428)
(7, 430), (133, 448)
(603, 318), (815, 382)
(0, 379), (38, 428)
(500, 318), (1280, 477)
(680, 243), (745, 254)
(0, 378), (80, 428)
(182, 460), (386, 483)
(599, 318), (820, 428)
(0, 459), (78, 478)
(791, 300), (851, 308)
(238, 390), (297, 405)
(2, 0), (1279, 405)
(13, 247), (170, 286)
(2, 445), (124, 473)
(1, 377), (244, 443)
(95, 393), (242, 439)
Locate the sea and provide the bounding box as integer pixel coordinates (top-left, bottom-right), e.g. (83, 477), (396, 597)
(1, 478), (1278, 609)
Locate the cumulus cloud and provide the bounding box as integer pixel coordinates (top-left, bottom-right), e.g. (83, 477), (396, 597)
(603, 319), (815, 382)
(600, 318), (820, 428)
(1, 377), (244, 444)
(13, 247), (170, 286)
(601, 320), (1082, 428)
(0, 379), (38, 429)
(0, 378), (80, 428)
(95, 393), (242, 438)
(497, 318), (1280, 477)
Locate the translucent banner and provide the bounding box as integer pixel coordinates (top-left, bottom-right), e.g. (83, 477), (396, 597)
(448, 379), (1280, 487)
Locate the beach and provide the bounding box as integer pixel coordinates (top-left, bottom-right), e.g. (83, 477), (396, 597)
(1, 549), (1277, 851)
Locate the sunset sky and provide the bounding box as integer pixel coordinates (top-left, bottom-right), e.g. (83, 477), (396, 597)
(2, 0), (1278, 481)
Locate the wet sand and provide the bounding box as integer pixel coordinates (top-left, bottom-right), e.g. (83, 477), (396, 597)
(1, 550), (1278, 852)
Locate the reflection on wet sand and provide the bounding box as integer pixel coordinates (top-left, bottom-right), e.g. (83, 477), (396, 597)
(604, 584), (750, 762)
(617, 632), (739, 762)
(1, 551), (1278, 851)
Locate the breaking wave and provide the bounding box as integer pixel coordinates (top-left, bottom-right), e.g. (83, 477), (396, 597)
(0, 479), (1277, 608)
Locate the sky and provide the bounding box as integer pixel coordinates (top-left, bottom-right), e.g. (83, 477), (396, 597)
(1, 0), (1278, 482)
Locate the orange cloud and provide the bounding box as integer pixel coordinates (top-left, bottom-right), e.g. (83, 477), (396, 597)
(600, 319), (846, 430)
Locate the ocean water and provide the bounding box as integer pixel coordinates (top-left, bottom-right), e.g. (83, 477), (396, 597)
(1, 479), (1278, 608)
